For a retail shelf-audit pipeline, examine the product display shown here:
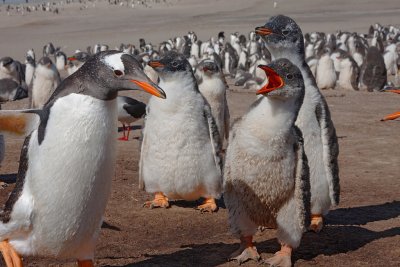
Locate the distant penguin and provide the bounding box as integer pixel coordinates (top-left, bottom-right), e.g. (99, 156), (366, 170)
(117, 96), (146, 141)
(360, 46), (387, 91)
(55, 50), (67, 72)
(337, 53), (360, 90)
(0, 51), (165, 267)
(42, 42), (55, 57)
(140, 51), (223, 212)
(224, 59), (310, 266)
(224, 43), (238, 77)
(383, 43), (398, 75)
(0, 57), (25, 85)
(0, 79), (28, 102)
(31, 57), (61, 108)
(25, 51), (36, 87)
(195, 59), (230, 143)
(316, 50), (337, 89)
(256, 15), (340, 233)
(67, 52), (90, 76)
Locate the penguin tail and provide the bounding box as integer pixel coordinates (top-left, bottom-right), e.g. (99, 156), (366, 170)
(0, 110), (40, 137)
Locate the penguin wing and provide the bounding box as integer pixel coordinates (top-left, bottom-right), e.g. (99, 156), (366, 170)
(0, 110), (41, 137)
(316, 100), (340, 206)
(203, 104), (223, 172)
(293, 126), (311, 230)
(223, 93), (230, 140)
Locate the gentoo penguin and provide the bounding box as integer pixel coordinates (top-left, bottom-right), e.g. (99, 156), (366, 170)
(117, 96), (146, 141)
(0, 79), (28, 102)
(24, 51), (36, 87)
(337, 53), (360, 90)
(383, 43), (398, 76)
(30, 57), (61, 108)
(42, 42), (55, 57)
(0, 57), (24, 86)
(224, 58), (310, 266)
(195, 59), (230, 144)
(0, 51), (165, 267)
(315, 49), (337, 89)
(224, 43), (238, 77)
(256, 15), (340, 232)
(140, 51), (223, 212)
(55, 51), (67, 72)
(360, 46), (387, 91)
(67, 52), (90, 76)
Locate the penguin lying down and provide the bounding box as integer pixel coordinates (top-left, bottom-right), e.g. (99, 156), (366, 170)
(0, 51), (166, 267)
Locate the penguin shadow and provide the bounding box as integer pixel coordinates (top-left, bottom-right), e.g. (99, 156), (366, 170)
(168, 197), (226, 210)
(0, 173), (17, 184)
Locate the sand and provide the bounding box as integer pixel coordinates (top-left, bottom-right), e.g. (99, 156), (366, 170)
(0, 0), (400, 266)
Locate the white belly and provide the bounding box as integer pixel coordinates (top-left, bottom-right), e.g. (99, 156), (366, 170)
(10, 94), (117, 259)
(31, 77), (57, 108)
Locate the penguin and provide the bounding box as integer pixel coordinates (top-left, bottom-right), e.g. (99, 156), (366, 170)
(224, 43), (238, 77)
(55, 50), (67, 72)
(195, 59), (230, 144)
(224, 58), (310, 266)
(24, 51), (36, 87)
(383, 43), (398, 76)
(360, 46), (387, 91)
(256, 15), (340, 232)
(337, 53), (360, 90)
(139, 51), (223, 212)
(117, 96), (146, 141)
(315, 49), (337, 90)
(30, 57), (61, 109)
(0, 51), (165, 267)
(0, 79), (28, 102)
(67, 52), (90, 76)
(0, 57), (25, 86)
(42, 42), (55, 57)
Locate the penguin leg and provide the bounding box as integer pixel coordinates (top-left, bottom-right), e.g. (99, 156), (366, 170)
(77, 259), (94, 267)
(381, 111), (400, 121)
(229, 236), (260, 264)
(126, 124), (131, 140)
(0, 240), (23, 267)
(265, 244), (292, 267)
(143, 192), (170, 209)
(310, 214), (323, 233)
(196, 198), (218, 212)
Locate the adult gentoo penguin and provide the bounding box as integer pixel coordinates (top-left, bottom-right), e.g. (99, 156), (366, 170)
(30, 57), (61, 108)
(195, 59), (230, 144)
(256, 15), (339, 232)
(140, 51), (223, 212)
(0, 51), (166, 267)
(117, 96), (146, 141)
(224, 59), (310, 266)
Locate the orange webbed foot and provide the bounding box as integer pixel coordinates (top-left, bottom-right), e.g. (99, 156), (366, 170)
(196, 198), (218, 213)
(143, 192), (170, 209)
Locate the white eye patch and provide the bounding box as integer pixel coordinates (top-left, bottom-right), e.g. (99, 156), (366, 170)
(102, 52), (126, 72)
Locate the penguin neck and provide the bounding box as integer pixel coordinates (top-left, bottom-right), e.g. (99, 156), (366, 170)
(157, 72), (198, 104)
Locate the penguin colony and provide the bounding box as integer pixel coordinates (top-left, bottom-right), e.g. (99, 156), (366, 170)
(0, 14), (399, 266)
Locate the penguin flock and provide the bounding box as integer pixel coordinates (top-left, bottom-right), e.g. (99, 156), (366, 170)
(0, 13), (398, 267)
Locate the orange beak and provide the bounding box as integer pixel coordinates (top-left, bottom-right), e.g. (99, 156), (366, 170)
(255, 26), (274, 36)
(148, 61), (165, 68)
(130, 80), (166, 99)
(256, 65), (285, 95)
(68, 56), (77, 61)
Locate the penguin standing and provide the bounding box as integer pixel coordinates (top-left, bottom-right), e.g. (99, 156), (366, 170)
(315, 49), (337, 90)
(360, 46), (387, 91)
(30, 57), (61, 108)
(55, 50), (67, 72)
(256, 15), (340, 232)
(195, 59), (230, 144)
(337, 53), (360, 90)
(0, 51), (165, 267)
(139, 51), (223, 212)
(224, 59), (310, 266)
(25, 50), (36, 87)
(117, 96), (146, 141)
(0, 79), (28, 102)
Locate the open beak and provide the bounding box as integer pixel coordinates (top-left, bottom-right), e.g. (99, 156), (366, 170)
(256, 65), (284, 95)
(148, 60), (165, 69)
(255, 26), (274, 36)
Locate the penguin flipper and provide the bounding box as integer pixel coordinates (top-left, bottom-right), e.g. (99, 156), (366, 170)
(316, 100), (340, 206)
(0, 110), (41, 137)
(203, 104), (223, 173)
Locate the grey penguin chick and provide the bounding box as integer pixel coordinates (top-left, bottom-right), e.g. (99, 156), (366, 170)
(195, 59), (230, 144)
(30, 57), (61, 108)
(140, 51), (223, 212)
(256, 15), (339, 233)
(359, 46), (387, 91)
(224, 58), (310, 266)
(0, 51), (165, 267)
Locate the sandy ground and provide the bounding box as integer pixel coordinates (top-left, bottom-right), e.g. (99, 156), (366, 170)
(0, 0), (400, 266)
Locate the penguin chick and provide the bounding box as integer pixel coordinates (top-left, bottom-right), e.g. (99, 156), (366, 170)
(25, 50), (36, 87)
(315, 50), (337, 89)
(360, 46), (387, 92)
(224, 58), (310, 266)
(117, 96), (146, 141)
(0, 51), (165, 267)
(195, 59), (230, 143)
(337, 53), (360, 90)
(55, 50), (67, 72)
(0, 79), (28, 102)
(31, 57), (61, 108)
(140, 51), (223, 212)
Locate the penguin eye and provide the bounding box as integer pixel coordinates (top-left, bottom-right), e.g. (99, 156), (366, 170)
(286, 74), (294, 80)
(171, 61), (179, 68)
(282, 30), (290, 36)
(114, 70), (124, 77)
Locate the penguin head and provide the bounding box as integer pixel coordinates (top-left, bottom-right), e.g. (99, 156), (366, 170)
(255, 15), (304, 56)
(196, 60), (220, 78)
(256, 58), (304, 102)
(0, 57), (15, 69)
(148, 51), (193, 81)
(68, 52), (90, 66)
(78, 51), (166, 100)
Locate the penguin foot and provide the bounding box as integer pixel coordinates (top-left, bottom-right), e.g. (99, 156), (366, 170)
(143, 192), (169, 209)
(265, 245), (292, 267)
(196, 198), (218, 212)
(78, 259), (94, 267)
(0, 240), (23, 267)
(229, 236), (260, 264)
(310, 214), (323, 233)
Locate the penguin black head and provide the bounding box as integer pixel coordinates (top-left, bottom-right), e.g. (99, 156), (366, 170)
(197, 60), (220, 75)
(255, 15), (304, 56)
(38, 57), (54, 68)
(73, 51), (166, 101)
(256, 58), (304, 102)
(1, 57), (14, 67)
(148, 51), (192, 81)
(68, 52), (90, 64)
